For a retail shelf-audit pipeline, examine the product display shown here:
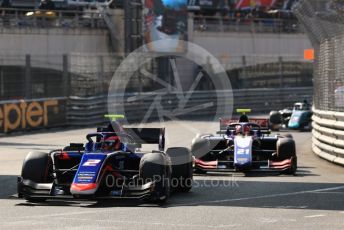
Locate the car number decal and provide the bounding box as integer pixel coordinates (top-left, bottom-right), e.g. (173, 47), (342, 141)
(82, 159), (102, 167)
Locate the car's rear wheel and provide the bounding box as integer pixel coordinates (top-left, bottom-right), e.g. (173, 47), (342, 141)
(269, 111), (282, 131)
(194, 168), (207, 175)
(191, 137), (211, 159)
(167, 147), (193, 193)
(20, 152), (51, 203)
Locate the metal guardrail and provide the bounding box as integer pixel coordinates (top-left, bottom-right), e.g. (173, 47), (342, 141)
(0, 8), (107, 29)
(0, 88), (312, 133)
(192, 15), (303, 33)
(67, 87), (313, 126)
(0, 8), (303, 32)
(312, 108), (344, 166)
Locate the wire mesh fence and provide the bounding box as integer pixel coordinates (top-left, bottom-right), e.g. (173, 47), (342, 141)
(0, 54), (66, 100)
(294, 0), (344, 111)
(0, 52), (312, 101)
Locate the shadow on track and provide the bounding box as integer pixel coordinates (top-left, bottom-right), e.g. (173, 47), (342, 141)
(194, 167), (319, 178)
(169, 179), (344, 211)
(8, 178), (344, 212)
(0, 175), (18, 199)
(14, 199), (165, 209)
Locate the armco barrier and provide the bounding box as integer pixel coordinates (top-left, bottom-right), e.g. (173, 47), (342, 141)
(0, 88), (312, 134)
(67, 87), (313, 126)
(312, 109), (344, 166)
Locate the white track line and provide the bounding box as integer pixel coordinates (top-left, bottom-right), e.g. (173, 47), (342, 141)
(304, 214), (326, 218)
(310, 191), (344, 194)
(15, 208), (142, 220)
(53, 217), (243, 229)
(171, 185), (344, 207)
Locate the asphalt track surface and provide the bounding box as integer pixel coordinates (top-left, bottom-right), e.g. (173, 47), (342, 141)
(0, 121), (343, 230)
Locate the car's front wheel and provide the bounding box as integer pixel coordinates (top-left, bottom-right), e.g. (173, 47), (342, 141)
(139, 152), (170, 204)
(20, 152), (52, 202)
(167, 147), (193, 193)
(276, 138), (297, 175)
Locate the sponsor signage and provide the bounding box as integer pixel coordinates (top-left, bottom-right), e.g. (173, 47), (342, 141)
(143, 0), (188, 53)
(74, 154), (107, 184)
(0, 98), (66, 133)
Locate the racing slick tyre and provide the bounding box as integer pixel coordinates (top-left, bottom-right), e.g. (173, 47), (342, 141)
(276, 138), (297, 175)
(167, 147), (193, 193)
(191, 137), (211, 175)
(283, 134), (293, 139)
(195, 133), (213, 139)
(191, 137), (211, 159)
(139, 152), (170, 204)
(287, 157), (298, 175)
(300, 122), (312, 132)
(20, 152), (51, 203)
(194, 168), (207, 175)
(269, 111), (282, 131)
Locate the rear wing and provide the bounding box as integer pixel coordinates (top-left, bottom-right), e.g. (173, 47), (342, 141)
(97, 126), (165, 151)
(123, 128), (165, 145)
(102, 115), (165, 150)
(124, 128), (165, 151)
(218, 118), (270, 134)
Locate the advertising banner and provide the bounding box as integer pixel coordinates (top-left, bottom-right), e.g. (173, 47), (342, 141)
(0, 98), (67, 133)
(143, 0), (188, 53)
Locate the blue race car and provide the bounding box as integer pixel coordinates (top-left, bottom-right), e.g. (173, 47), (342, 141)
(18, 116), (193, 204)
(269, 101), (312, 131)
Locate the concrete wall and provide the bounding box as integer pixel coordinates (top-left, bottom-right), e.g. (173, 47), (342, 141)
(180, 31), (313, 90)
(0, 25), (311, 69)
(0, 27), (110, 71)
(0, 23), (313, 96)
(192, 31), (312, 60)
(0, 27), (110, 56)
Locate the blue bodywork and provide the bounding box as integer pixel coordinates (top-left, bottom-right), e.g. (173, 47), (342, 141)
(18, 124), (168, 201)
(69, 132), (149, 196)
(73, 153), (107, 185)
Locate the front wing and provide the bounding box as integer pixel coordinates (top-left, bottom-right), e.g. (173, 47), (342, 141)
(17, 178), (155, 201)
(194, 158), (295, 172)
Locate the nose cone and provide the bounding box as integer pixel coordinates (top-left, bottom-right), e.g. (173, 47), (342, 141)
(234, 161), (251, 168)
(288, 119), (300, 129)
(288, 111), (303, 129)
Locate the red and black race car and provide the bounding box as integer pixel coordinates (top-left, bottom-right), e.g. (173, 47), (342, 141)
(18, 116), (193, 204)
(191, 109), (297, 175)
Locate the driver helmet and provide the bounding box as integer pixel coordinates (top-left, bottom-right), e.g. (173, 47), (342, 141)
(102, 136), (121, 151)
(235, 125), (242, 135)
(243, 125), (251, 135)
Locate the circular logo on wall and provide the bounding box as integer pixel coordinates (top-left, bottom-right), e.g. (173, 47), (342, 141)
(107, 39), (233, 164)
